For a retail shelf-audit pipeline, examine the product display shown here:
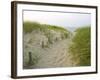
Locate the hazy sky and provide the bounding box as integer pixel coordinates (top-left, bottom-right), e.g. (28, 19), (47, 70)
(23, 10), (91, 28)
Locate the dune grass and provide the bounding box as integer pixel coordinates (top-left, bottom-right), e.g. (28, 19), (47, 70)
(69, 27), (91, 66)
(23, 21), (69, 34)
(23, 21), (42, 33)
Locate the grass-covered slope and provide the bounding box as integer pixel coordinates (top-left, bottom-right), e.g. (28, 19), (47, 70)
(23, 21), (69, 34)
(69, 27), (91, 66)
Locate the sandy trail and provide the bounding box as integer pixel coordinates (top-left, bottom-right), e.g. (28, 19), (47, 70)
(24, 31), (76, 69)
(34, 35), (75, 68)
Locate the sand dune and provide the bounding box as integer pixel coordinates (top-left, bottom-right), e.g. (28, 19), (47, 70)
(23, 30), (77, 69)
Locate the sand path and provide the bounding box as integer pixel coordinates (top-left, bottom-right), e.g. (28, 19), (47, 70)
(34, 34), (75, 68)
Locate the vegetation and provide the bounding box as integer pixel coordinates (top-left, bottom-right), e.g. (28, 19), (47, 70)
(69, 27), (91, 66)
(23, 21), (69, 35)
(23, 21), (41, 33)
